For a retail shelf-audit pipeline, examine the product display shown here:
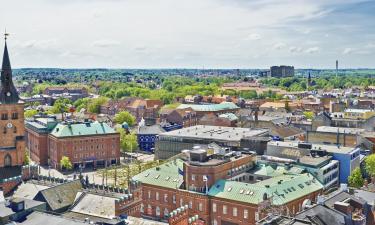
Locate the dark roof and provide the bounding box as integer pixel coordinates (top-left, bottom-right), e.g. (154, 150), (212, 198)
(0, 40), (20, 104)
(0, 198), (46, 218)
(295, 204), (346, 225)
(324, 191), (366, 209)
(0, 166), (22, 181)
(36, 180), (82, 211)
(137, 124), (165, 135)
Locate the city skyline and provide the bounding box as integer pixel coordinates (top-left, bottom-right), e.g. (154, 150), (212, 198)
(0, 0), (374, 69)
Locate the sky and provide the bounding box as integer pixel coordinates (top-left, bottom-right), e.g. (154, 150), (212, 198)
(0, 0), (374, 69)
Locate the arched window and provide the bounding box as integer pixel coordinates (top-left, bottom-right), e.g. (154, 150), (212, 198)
(4, 154), (12, 167)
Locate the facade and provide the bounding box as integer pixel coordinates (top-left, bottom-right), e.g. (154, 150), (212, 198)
(155, 125), (269, 159)
(48, 121), (120, 169)
(270, 66), (294, 78)
(137, 124), (166, 152)
(25, 116), (58, 165)
(266, 141), (361, 184)
(160, 108), (198, 128)
(176, 102), (239, 119)
(133, 148), (323, 225)
(100, 98), (163, 122)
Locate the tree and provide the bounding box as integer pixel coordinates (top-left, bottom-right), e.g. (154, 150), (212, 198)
(50, 98), (72, 114)
(60, 156), (73, 170)
(24, 109), (38, 118)
(303, 111), (314, 120)
(24, 150), (30, 165)
(87, 97), (108, 113)
(118, 129), (138, 153)
(348, 168), (364, 188)
(365, 154), (375, 176)
(114, 111), (136, 127)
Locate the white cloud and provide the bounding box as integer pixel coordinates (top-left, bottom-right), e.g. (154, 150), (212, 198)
(342, 47), (354, 55)
(273, 42), (286, 50)
(289, 46), (303, 53)
(305, 47), (320, 54)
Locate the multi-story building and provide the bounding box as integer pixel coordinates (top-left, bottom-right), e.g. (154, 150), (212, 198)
(133, 147), (323, 225)
(176, 102), (239, 119)
(270, 65), (294, 78)
(25, 116), (121, 170)
(43, 87), (89, 103)
(100, 97), (163, 122)
(266, 141), (361, 184)
(25, 115), (58, 165)
(160, 108), (198, 128)
(155, 125), (269, 159)
(48, 121), (120, 169)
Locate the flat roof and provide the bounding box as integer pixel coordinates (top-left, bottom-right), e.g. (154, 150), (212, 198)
(159, 125), (268, 142)
(268, 141), (358, 154)
(316, 126), (365, 134)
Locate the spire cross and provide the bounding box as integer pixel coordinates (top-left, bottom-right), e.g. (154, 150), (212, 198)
(4, 29), (9, 40)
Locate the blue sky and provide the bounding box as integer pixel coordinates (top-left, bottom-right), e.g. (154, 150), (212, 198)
(0, 0), (374, 69)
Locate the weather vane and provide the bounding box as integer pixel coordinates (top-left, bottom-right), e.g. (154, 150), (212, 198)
(4, 29), (9, 40)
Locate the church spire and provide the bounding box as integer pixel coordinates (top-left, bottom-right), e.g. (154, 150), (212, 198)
(0, 31), (20, 104)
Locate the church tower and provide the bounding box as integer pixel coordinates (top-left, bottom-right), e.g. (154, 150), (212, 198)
(0, 33), (25, 168)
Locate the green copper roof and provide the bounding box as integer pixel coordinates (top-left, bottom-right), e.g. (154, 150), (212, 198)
(208, 174), (323, 205)
(50, 121), (116, 137)
(132, 159), (184, 189)
(252, 163), (304, 177)
(177, 102), (239, 112)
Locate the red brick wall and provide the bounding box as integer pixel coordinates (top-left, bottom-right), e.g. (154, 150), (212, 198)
(0, 103), (25, 167)
(48, 133), (120, 169)
(25, 128), (49, 165)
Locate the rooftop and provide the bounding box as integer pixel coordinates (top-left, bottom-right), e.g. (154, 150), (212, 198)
(177, 102), (239, 112)
(50, 121), (117, 138)
(132, 159), (184, 189)
(159, 125), (268, 142)
(18, 211), (87, 225)
(0, 198), (46, 218)
(268, 141), (358, 154)
(208, 173), (323, 205)
(316, 126), (365, 134)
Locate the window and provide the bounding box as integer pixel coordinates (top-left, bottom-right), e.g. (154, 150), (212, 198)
(189, 201), (193, 209)
(223, 205), (227, 214)
(1, 113), (8, 120)
(148, 191), (151, 199)
(233, 207), (237, 217)
(198, 203), (203, 212)
(213, 219), (218, 225)
(140, 204), (144, 213)
(164, 194), (168, 203)
(156, 206), (160, 216)
(164, 208), (169, 217)
(191, 174), (196, 181)
(244, 209), (248, 219)
(172, 195), (176, 204)
(11, 112), (18, 120)
(212, 203), (217, 213)
(180, 198), (183, 207)
(156, 192), (159, 201)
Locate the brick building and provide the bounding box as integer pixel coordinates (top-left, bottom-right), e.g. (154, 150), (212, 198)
(25, 116), (121, 170)
(100, 97), (163, 122)
(160, 108), (198, 128)
(133, 148), (323, 225)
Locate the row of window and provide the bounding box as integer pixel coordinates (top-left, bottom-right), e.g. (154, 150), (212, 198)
(147, 191), (204, 212)
(3, 126), (17, 134)
(212, 203), (249, 219)
(1, 112), (18, 120)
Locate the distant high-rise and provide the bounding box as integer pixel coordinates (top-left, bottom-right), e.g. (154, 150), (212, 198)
(270, 65), (294, 78)
(336, 60), (339, 77)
